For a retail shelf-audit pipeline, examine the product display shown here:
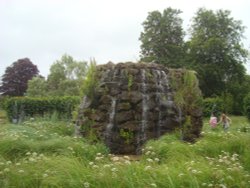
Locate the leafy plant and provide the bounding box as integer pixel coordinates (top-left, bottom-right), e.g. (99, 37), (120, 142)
(119, 129), (134, 144)
(81, 59), (98, 99)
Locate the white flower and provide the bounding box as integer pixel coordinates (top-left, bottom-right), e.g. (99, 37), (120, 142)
(219, 184), (227, 188)
(150, 183), (157, 187)
(32, 152), (38, 156)
(39, 154), (45, 158)
(96, 153), (102, 156)
(144, 166), (152, 171)
(89, 162), (94, 166)
(178, 173), (184, 177)
(83, 182), (90, 188)
(154, 158), (160, 162)
(43, 173), (48, 178)
(111, 168), (118, 172)
(4, 168), (10, 172)
(123, 156), (130, 160)
(147, 146), (153, 150)
(111, 156), (119, 162)
(6, 161), (12, 165)
(18, 169), (24, 173)
(103, 164), (111, 168)
(124, 160), (131, 165)
(26, 152), (31, 155)
(147, 158), (153, 163)
(191, 169), (197, 174)
(15, 163), (21, 166)
(95, 156), (103, 161)
(145, 151), (151, 155)
(92, 165), (99, 169)
(29, 157), (36, 162)
(67, 147), (73, 151)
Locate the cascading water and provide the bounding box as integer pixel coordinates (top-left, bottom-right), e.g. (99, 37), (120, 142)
(105, 97), (117, 146)
(154, 70), (164, 137)
(136, 69), (149, 154)
(161, 71), (172, 101)
(77, 62), (203, 154)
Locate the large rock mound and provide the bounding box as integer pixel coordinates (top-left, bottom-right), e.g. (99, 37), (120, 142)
(76, 62), (203, 154)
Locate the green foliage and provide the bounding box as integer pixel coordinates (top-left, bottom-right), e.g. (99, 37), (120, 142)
(203, 97), (223, 117)
(221, 92), (234, 114)
(119, 129), (134, 144)
(227, 75), (250, 115)
(26, 76), (48, 97)
(0, 58), (39, 96)
(170, 69), (202, 113)
(81, 59), (98, 99)
(0, 116), (250, 187)
(38, 54), (88, 97)
(139, 7), (185, 68)
(243, 93), (250, 120)
(187, 8), (248, 98)
(3, 96), (80, 122)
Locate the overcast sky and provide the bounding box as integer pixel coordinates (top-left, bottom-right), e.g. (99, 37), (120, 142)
(1, 0), (250, 78)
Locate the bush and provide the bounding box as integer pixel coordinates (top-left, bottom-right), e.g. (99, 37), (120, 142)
(3, 96), (80, 122)
(203, 97), (223, 117)
(243, 93), (250, 120)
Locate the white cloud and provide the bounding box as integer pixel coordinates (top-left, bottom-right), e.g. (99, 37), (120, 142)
(0, 0), (249, 77)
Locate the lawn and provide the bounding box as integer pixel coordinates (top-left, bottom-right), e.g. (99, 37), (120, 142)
(0, 112), (250, 188)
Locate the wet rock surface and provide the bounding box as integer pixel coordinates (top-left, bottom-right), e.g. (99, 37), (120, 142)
(76, 62), (203, 154)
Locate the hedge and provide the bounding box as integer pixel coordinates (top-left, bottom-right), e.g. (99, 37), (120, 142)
(3, 96), (81, 122)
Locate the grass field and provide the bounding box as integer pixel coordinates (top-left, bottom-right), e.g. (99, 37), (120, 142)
(0, 112), (250, 188)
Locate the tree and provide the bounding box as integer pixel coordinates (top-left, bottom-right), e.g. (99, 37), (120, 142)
(187, 8), (248, 97)
(26, 76), (48, 97)
(46, 54), (88, 96)
(0, 58), (39, 96)
(139, 7), (185, 68)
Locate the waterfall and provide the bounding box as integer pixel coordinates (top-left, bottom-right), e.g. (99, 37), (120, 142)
(101, 69), (111, 82)
(141, 69), (148, 141)
(154, 70), (164, 137)
(105, 97), (117, 146)
(105, 69), (118, 146)
(136, 69), (148, 154)
(154, 70), (173, 137)
(161, 71), (172, 101)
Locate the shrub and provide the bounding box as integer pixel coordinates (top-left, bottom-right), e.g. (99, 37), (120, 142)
(203, 97), (223, 117)
(243, 93), (250, 120)
(3, 96), (80, 122)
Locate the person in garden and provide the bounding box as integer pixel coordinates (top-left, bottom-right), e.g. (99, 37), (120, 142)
(218, 113), (232, 132)
(209, 113), (218, 128)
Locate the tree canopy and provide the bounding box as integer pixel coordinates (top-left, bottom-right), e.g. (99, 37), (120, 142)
(187, 8), (248, 97)
(139, 7), (185, 68)
(0, 58), (39, 96)
(27, 54), (88, 97)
